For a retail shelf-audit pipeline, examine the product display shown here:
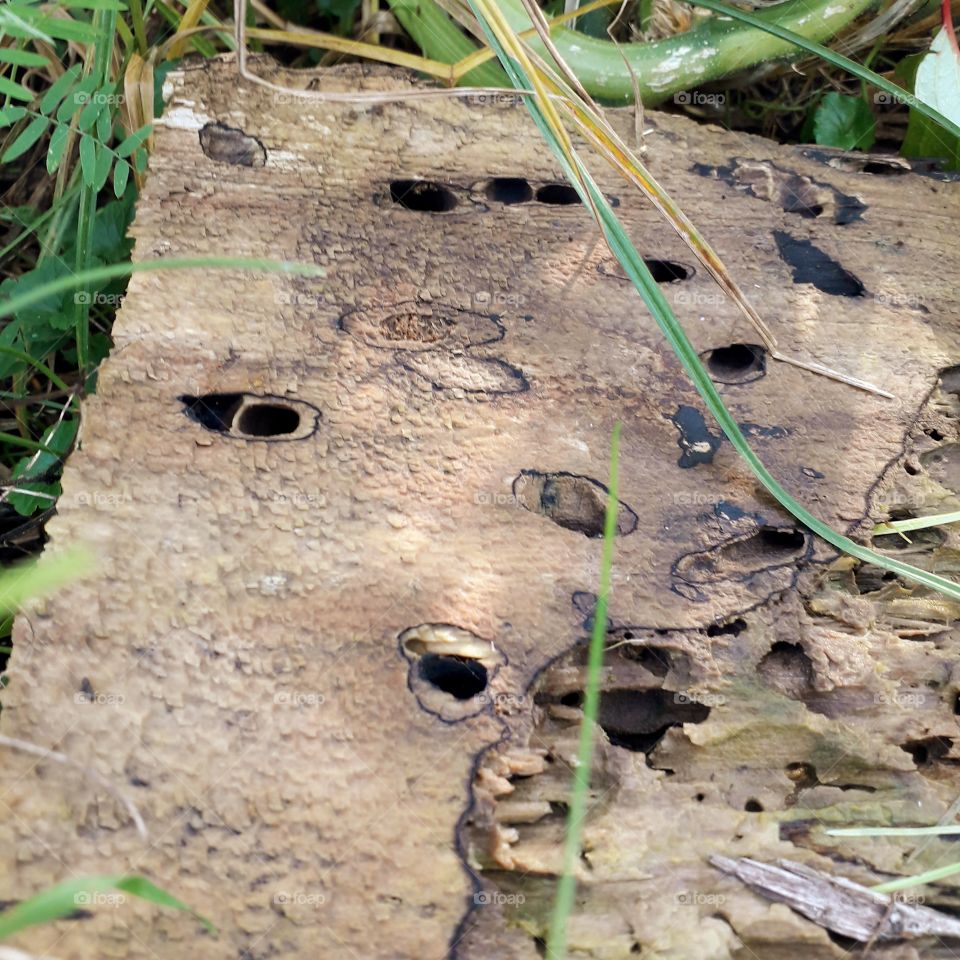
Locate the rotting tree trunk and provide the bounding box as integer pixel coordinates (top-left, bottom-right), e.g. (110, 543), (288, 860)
(2, 56), (960, 960)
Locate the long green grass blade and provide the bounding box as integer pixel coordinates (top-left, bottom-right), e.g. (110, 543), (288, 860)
(0, 548), (90, 614)
(873, 861), (960, 893)
(0, 874), (215, 941)
(874, 511), (960, 535)
(828, 826), (960, 837)
(0, 256), (324, 321)
(546, 422), (621, 960)
(682, 0), (960, 142)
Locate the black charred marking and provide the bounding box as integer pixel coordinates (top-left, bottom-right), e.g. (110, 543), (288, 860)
(692, 159), (865, 225)
(774, 231), (865, 297)
(199, 123), (267, 167)
(668, 406), (722, 468)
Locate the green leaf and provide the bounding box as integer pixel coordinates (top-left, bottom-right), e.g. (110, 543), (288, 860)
(133, 145), (147, 172)
(0, 105), (28, 128)
(93, 141), (113, 192)
(39, 63), (82, 115)
(56, 74), (97, 122)
(813, 92), (876, 150)
(1, 114), (48, 162)
(79, 133), (96, 186)
(8, 416), (78, 515)
(115, 122), (151, 157)
(0, 48), (51, 68)
(8, 11), (98, 43)
(96, 102), (112, 142)
(46, 120), (71, 173)
(0, 874), (215, 941)
(78, 92), (106, 132)
(0, 74), (33, 102)
(113, 158), (130, 197)
(903, 27), (960, 170)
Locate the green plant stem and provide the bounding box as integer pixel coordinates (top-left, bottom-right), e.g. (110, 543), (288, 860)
(685, 0), (960, 140)
(546, 422), (621, 960)
(72, 7), (118, 377)
(388, 0), (507, 86)
(128, 0), (149, 56)
(393, 0), (879, 103)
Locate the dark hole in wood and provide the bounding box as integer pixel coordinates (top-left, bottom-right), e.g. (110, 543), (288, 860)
(706, 618), (747, 637)
(705, 343), (766, 384)
(644, 259), (691, 283)
(418, 654), (488, 700)
(744, 799), (764, 812)
(179, 393), (244, 433)
(759, 527), (807, 552)
(390, 179), (458, 212)
(597, 689), (709, 753)
(862, 160), (909, 176)
(902, 736), (952, 765)
(236, 403), (301, 437)
(535, 183), (580, 205)
(485, 177), (533, 204)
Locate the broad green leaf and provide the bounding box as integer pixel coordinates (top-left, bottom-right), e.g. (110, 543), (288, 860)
(56, 74), (97, 122)
(0, 74), (33, 102)
(0, 873), (214, 941)
(903, 27), (960, 170)
(0, 48), (50, 68)
(133, 145), (148, 172)
(113, 158), (130, 197)
(39, 63), (82, 115)
(78, 133), (96, 186)
(59, 0), (127, 8)
(8, 416), (78, 515)
(93, 141), (114, 192)
(115, 122), (152, 158)
(2, 114), (49, 163)
(0, 7), (54, 44)
(77, 91), (106, 132)
(96, 102), (112, 142)
(46, 120), (71, 173)
(0, 105), (28, 128)
(10, 12), (98, 43)
(813, 92), (876, 150)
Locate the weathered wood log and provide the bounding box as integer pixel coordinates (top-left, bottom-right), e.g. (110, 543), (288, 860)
(2, 56), (960, 959)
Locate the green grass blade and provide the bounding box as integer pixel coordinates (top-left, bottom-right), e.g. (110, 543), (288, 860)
(873, 861), (960, 893)
(0, 548), (90, 614)
(0, 874), (215, 941)
(682, 0), (960, 142)
(828, 827), (960, 837)
(0, 256), (324, 321)
(546, 422), (621, 960)
(874, 511), (960, 535)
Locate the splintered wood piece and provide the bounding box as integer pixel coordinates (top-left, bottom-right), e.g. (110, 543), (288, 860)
(710, 855), (960, 942)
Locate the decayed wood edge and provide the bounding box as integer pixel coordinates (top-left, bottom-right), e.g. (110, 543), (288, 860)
(710, 856), (960, 942)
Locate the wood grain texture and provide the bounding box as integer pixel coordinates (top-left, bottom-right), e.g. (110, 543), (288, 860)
(2, 56), (960, 959)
